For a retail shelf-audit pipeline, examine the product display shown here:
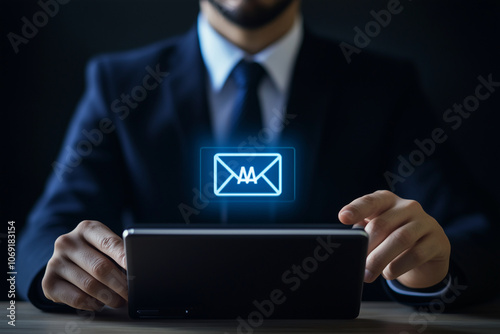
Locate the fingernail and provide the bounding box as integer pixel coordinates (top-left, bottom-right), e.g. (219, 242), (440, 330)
(340, 210), (354, 220)
(364, 269), (375, 283)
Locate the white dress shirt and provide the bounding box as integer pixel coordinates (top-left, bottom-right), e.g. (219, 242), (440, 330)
(197, 13), (304, 144)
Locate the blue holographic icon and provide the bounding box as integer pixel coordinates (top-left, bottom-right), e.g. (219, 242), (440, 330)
(200, 147), (295, 202)
(214, 153), (282, 197)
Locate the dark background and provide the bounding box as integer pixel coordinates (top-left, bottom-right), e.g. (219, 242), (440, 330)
(1, 0), (499, 301)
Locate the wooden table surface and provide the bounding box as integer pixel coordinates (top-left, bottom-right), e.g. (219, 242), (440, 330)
(1, 301), (500, 334)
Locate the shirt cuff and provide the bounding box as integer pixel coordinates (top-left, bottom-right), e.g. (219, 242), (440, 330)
(386, 274), (452, 298)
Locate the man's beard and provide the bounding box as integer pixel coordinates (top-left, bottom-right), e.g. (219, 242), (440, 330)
(207, 0), (295, 29)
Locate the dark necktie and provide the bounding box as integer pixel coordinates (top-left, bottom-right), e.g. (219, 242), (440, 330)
(223, 60), (274, 224)
(230, 60), (266, 140)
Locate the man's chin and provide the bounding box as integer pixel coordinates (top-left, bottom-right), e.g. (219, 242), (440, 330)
(207, 0), (295, 30)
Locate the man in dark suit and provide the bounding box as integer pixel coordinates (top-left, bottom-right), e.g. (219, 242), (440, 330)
(18, 0), (499, 312)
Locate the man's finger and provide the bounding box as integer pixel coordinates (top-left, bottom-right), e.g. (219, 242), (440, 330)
(381, 235), (438, 281)
(76, 220), (127, 269)
(352, 218), (369, 229)
(364, 202), (425, 254)
(338, 190), (399, 225)
(45, 278), (105, 311)
(364, 220), (424, 283)
(65, 243), (128, 301)
(53, 259), (126, 308)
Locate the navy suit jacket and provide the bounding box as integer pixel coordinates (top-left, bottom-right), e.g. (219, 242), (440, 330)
(18, 24), (500, 311)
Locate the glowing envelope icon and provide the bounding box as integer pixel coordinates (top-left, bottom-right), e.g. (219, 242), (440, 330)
(214, 153), (282, 197)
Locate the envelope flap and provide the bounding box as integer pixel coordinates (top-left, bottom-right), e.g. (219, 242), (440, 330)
(216, 154), (281, 178)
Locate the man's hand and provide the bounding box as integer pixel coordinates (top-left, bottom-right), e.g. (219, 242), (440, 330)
(42, 220), (128, 311)
(338, 190), (451, 289)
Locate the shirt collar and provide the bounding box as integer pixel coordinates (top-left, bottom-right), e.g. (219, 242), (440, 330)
(198, 13), (304, 94)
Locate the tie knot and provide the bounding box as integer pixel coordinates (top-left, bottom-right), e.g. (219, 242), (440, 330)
(231, 60), (266, 89)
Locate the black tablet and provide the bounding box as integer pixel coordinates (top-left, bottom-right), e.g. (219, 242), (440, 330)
(123, 227), (368, 320)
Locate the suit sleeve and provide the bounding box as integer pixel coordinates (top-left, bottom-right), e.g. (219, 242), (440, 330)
(17, 58), (126, 311)
(381, 64), (500, 309)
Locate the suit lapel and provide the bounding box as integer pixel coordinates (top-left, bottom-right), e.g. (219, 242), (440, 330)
(284, 29), (349, 142)
(163, 25), (225, 223)
(166, 25), (213, 145)
(280, 29), (350, 211)
(157, 26), (211, 222)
